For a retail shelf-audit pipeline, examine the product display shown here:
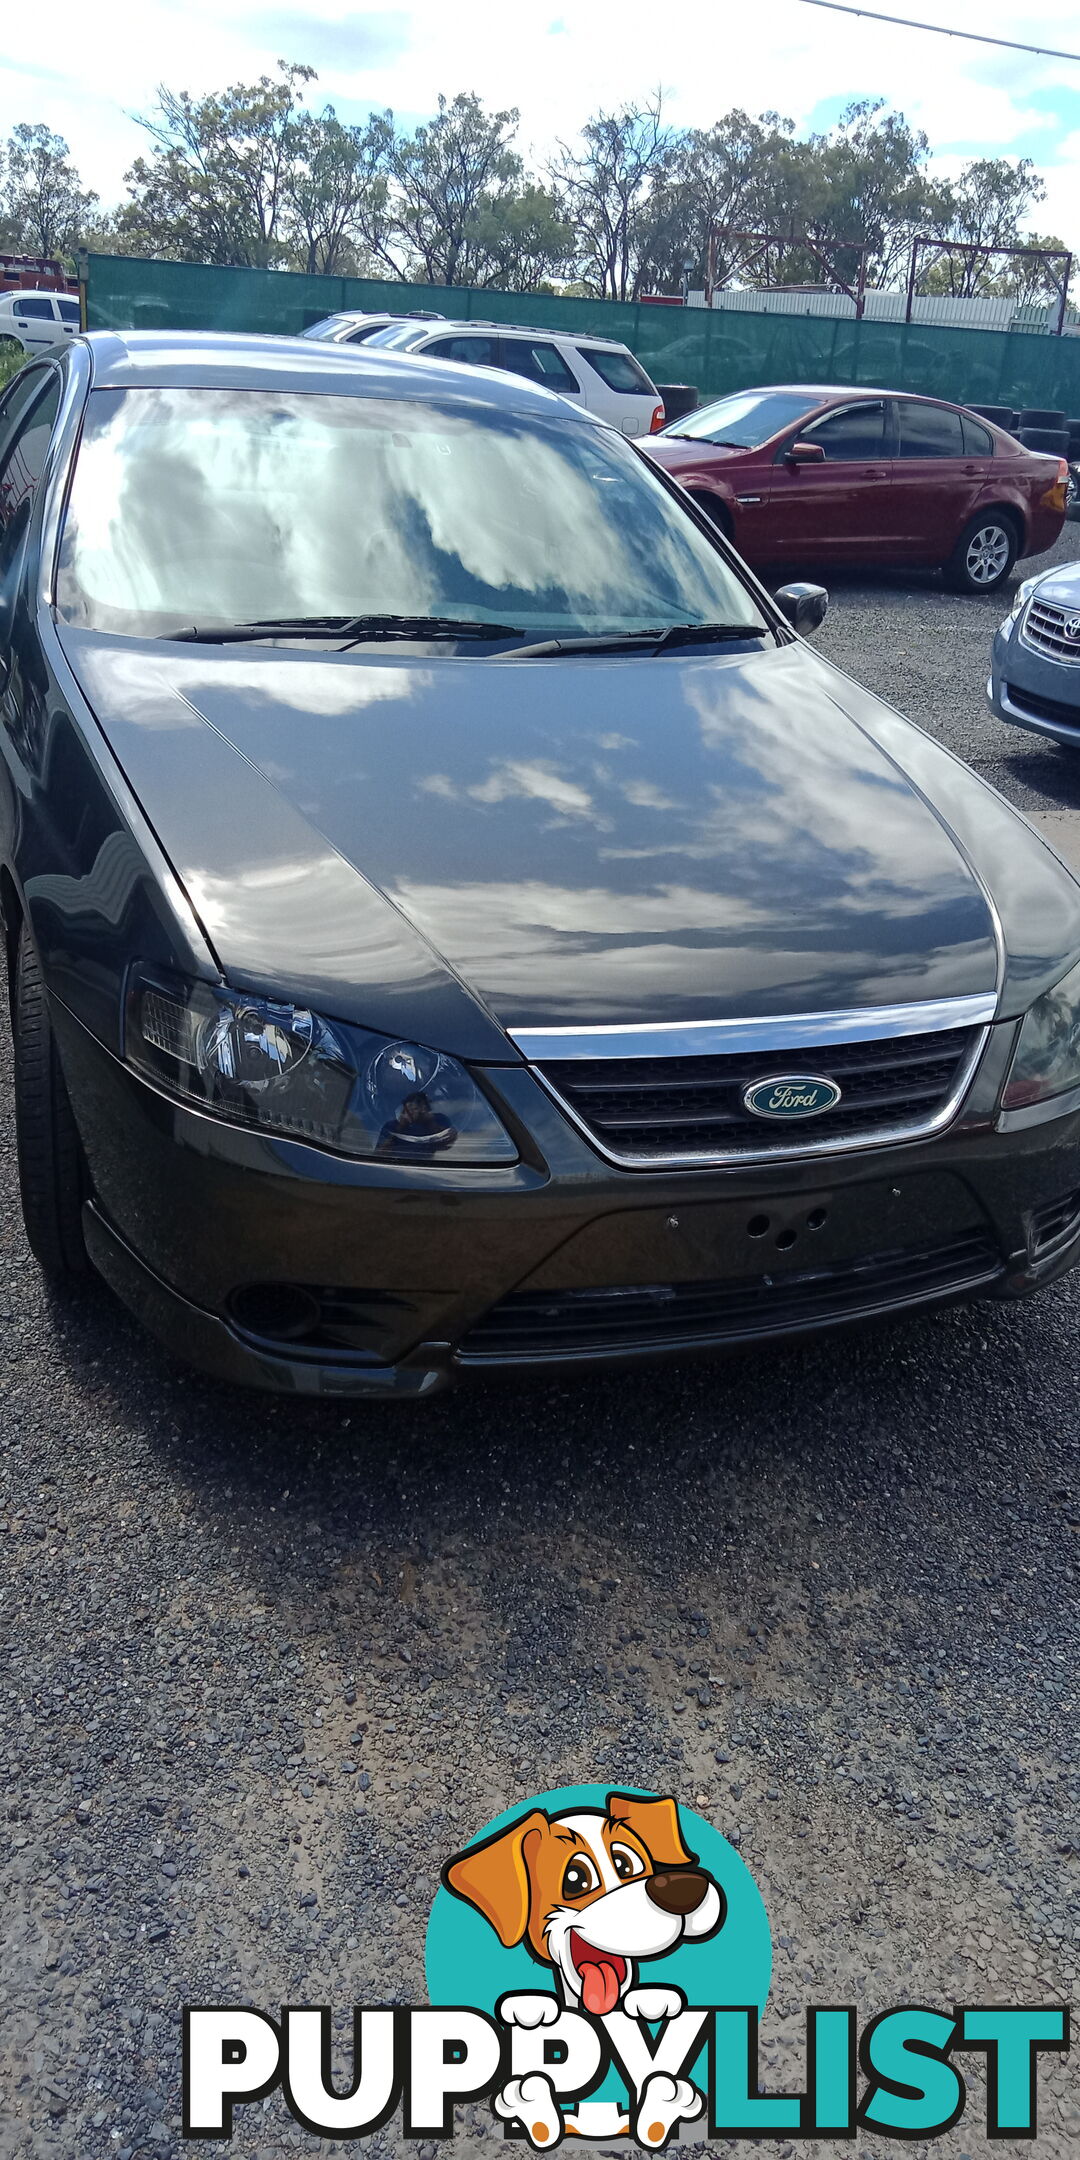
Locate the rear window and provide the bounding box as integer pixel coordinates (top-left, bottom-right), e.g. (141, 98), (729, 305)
(961, 413), (994, 457)
(896, 401), (964, 458)
(16, 297), (54, 320)
(57, 298), (80, 324)
(576, 346), (654, 394)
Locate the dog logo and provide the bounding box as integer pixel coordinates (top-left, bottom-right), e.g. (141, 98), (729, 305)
(444, 1792), (724, 2018)
(429, 1783), (771, 2148)
(182, 1781), (1069, 2147)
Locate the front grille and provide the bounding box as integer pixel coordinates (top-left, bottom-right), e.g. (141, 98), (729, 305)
(1029, 1190), (1080, 1259)
(536, 1026), (980, 1165)
(1004, 681), (1080, 732)
(1021, 597), (1080, 664)
(460, 1232), (1002, 1359)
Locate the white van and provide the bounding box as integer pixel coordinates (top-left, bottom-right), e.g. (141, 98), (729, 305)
(0, 289), (80, 353)
(358, 317), (666, 436)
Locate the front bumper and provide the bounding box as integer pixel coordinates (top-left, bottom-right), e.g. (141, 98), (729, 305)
(54, 999), (1080, 1396)
(989, 618), (1080, 745)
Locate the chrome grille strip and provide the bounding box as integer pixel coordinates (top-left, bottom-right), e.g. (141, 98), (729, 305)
(531, 1027), (990, 1168)
(507, 992), (998, 1064)
(1021, 597), (1080, 665)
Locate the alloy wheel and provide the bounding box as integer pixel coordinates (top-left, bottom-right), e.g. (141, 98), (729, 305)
(965, 524), (1011, 584)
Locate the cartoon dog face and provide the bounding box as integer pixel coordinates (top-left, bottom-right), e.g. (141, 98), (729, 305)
(444, 1792), (725, 2014)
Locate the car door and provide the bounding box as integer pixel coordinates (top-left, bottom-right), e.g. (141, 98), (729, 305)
(766, 399), (897, 560)
(9, 295), (60, 353)
(890, 400), (978, 561)
(495, 337), (584, 408)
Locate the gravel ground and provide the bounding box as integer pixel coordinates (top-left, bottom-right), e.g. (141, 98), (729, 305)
(815, 520), (1080, 812)
(1, 535), (1079, 2160)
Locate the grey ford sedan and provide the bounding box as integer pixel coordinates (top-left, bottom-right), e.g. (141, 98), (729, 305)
(3, 330), (1080, 1397)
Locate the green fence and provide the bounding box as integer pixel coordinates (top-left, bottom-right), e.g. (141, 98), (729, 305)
(84, 252), (1080, 413)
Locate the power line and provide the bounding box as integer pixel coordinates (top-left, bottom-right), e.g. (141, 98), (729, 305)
(792, 0), (1080, 64)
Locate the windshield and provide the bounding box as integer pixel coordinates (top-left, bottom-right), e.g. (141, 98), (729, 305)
(56, 386), (768, 644)
(664, 389), (821, 447)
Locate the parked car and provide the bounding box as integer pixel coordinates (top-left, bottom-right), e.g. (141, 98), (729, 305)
(300, 309), (446, 346)
(4, 330), (1080, 1396)
(0, 288), (80, 355)
(359, 317), (666, 436)
(989, 562), (1080, 745)
(644, 383), (1068, 592)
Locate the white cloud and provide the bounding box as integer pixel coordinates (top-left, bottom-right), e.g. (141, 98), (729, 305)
(2, 0), (1080, 246)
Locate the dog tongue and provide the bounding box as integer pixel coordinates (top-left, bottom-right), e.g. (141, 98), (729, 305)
(580, 1955), (622, 2017)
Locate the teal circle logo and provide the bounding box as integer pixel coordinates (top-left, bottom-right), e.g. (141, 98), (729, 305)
(742, 1074), (842, 1120)
(426, 1784), (771, 2119)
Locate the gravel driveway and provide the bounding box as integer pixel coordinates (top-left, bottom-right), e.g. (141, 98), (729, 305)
(1, 534), (1078, 2160)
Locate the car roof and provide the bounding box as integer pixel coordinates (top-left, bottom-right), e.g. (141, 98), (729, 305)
(77, 327), (593, 416)
(709, 382), (966, 407)
(0, 288), (64, 303)
(410, 319), (633, 350)
(325, 310), (443, 324)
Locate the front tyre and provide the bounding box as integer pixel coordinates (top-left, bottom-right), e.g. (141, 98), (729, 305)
(944, 513), (1017, 595)
(13, 929), (88, 1276)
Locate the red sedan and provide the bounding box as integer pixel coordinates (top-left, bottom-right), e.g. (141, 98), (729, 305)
(643, 383), (1067, 593)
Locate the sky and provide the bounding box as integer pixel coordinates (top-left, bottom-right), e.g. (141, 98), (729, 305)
(3, 0), (1080, 255)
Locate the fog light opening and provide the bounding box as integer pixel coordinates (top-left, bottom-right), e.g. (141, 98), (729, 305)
(230, 1283), (322, 1342)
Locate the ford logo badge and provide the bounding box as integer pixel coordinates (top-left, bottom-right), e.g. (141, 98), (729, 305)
(743, 1074), (842, 1120)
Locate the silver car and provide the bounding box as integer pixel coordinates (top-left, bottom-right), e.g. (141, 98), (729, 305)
(989, 562), (1080, 744)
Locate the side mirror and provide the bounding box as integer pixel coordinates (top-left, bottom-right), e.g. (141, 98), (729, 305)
(774, 582), (829, 637)
(786, 439), (826, 465)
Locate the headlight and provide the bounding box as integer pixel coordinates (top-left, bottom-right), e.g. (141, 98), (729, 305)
(125, 966), (518, 1164)
(1002, 576), (1039, 629)
(1002, 953), (1080, 1108)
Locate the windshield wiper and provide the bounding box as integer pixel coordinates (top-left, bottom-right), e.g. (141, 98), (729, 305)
(166, 614), (525, 646)
(503, 622), (768, 659)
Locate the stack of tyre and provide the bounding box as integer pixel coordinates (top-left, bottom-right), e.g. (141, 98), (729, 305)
(970, 403), (1080, 460)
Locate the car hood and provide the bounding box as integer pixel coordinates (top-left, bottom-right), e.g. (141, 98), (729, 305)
(645, 438), (748, 470)
(63, 631), (1009, 1045)
(1029, 564), (1080, 606)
